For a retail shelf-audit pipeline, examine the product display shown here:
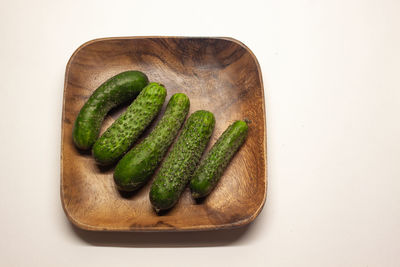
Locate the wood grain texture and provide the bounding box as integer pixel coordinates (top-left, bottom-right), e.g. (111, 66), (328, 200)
(61, 37), (267, 231)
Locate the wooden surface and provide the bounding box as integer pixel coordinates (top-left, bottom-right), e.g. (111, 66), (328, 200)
(61, 37), (266, 231)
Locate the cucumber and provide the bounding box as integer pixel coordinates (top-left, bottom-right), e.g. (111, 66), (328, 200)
(150, 110), (215, 212)
(114, 93), (190, 191)
(92, 82), (166, 165)
(190, 120), (248, 198)
(73, 71), (148, 150)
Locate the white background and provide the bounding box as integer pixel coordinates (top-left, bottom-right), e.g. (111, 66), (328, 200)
(1, 0), (399, 266)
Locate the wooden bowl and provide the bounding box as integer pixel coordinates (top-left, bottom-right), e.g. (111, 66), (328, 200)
(61, 37), (267, 231)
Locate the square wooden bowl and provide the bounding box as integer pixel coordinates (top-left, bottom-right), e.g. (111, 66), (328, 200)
(61, 37), (267, 231)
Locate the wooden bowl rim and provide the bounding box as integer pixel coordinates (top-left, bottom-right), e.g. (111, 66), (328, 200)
(60, 36), (267, 232)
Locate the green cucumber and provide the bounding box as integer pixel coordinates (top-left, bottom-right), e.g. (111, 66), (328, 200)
(114, 93), (190, 191)
(150, 110), (215, 212)
(92, 82), (166, 165)
(73, 71), (149, 150)
(190, 120), (248, 198)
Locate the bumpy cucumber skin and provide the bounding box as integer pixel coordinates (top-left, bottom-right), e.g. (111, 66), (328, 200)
(72, 71), (149, 150)
(149, 110), (215, 212)
(92, 83), (166, 165)
(114, 93), (190, 191)
(190, 120), (248, 199)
